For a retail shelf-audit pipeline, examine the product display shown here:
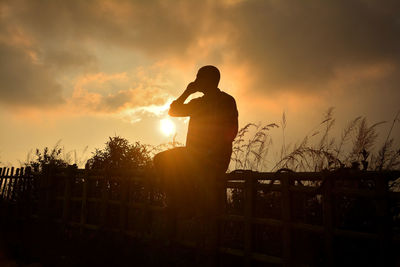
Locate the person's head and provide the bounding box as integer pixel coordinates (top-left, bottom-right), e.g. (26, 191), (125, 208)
(195, 65), (220, 94)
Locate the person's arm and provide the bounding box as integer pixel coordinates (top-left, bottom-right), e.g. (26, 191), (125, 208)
(168, 82), (199, 117)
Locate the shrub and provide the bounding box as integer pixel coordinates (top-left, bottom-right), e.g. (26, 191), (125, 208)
(85, 136), (152, 170)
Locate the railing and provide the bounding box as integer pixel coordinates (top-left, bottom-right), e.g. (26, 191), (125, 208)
(1, 166), (399, 266)
(222, 170), (400, 266)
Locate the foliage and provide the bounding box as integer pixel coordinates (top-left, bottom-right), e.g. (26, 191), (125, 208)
(24, 140), (88, 171)
(24, 137), (154, 172)
(85, 136), (152, 170)
(26, 143), (69, 172)
(233, 109), (400, 172)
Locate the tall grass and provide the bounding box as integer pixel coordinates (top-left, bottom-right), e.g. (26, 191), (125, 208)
(230, 123), (278, 170)
(232, 109), (400, 172)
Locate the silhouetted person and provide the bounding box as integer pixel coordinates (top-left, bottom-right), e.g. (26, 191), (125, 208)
(153, 65), (238, 262)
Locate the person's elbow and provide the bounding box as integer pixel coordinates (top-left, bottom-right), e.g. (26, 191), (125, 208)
(168, 105), (181, 117)
(168, 108), (178, 117)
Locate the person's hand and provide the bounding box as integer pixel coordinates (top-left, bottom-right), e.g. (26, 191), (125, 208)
(185, 81), (199, 95)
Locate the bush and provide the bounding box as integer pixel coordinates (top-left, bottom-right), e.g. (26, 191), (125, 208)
(85, 136), (152, 170)
(26, 146), (69, 172)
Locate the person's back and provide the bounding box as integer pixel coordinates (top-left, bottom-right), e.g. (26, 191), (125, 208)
(168, 65), (238, 173)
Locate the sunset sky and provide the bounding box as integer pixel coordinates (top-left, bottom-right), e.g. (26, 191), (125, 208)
(0, 0), (399, 166)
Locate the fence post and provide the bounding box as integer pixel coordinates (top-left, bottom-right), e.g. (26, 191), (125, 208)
(17, 167), (25, 203)
(281, 173), (292, 267)
(62, 166), (73, 230)
(14, 168), (21, 218)
(143, 173), (152, 236)
(100, 172), (109, 229)
(219, 173), (228, 252)
(20, 167), (26, 199)
(322, 172), (333, 267)
(119, 175), (128, 236)
(11, 168), (20, 202)
(1, 168), (9, 198)
(6, 167), (14, 200)
(25, 167), (32, 220)
(0, 167), (4, 199)
(40, 165), (51, 221)
(244, 173), (255, 266)
(376, 173), (389, 266)
(80, 170), (87, 234)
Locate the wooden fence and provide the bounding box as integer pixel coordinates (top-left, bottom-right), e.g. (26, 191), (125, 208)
(0, 166), (399, 266)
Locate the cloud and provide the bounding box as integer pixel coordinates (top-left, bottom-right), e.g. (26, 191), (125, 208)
(222, 0), (400, 93)
(42, 47), (98, 72)
(70, 72), (172, 115)
(5, 0), (203, 56)
(1, 0), (399, 112)
(0, 0), (206, 108)
(0, 42), (64, 107)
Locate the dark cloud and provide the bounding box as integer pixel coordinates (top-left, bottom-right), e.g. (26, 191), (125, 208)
(42, 47), (97, 72)
(0, 42), (64, 106)
(224, 0), (400, 92)
(8, 0), (204, 56)
(1, 0), (399, 108)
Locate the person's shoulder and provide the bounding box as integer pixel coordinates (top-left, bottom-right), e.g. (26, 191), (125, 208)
(219, 90), (236, 104)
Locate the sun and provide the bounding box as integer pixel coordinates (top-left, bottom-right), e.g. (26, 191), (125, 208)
(160, 118), (176, 136)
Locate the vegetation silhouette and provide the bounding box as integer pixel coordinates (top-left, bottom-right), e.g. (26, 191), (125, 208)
(23, 109), (399, 174)
(232, 109), (400, 172)
(26, 144), (69, 172)
(85, 136), (152, 170)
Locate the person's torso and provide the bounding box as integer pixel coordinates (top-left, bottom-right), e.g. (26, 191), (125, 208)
(186, 90), (238, 168)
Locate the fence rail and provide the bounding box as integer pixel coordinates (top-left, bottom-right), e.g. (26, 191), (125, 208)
(1, 166), (399, 266)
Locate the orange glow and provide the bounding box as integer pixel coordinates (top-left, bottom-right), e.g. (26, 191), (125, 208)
(160, 118), (176, 136)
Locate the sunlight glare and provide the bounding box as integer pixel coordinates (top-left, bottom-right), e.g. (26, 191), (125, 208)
(160, 118), (176, 136)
